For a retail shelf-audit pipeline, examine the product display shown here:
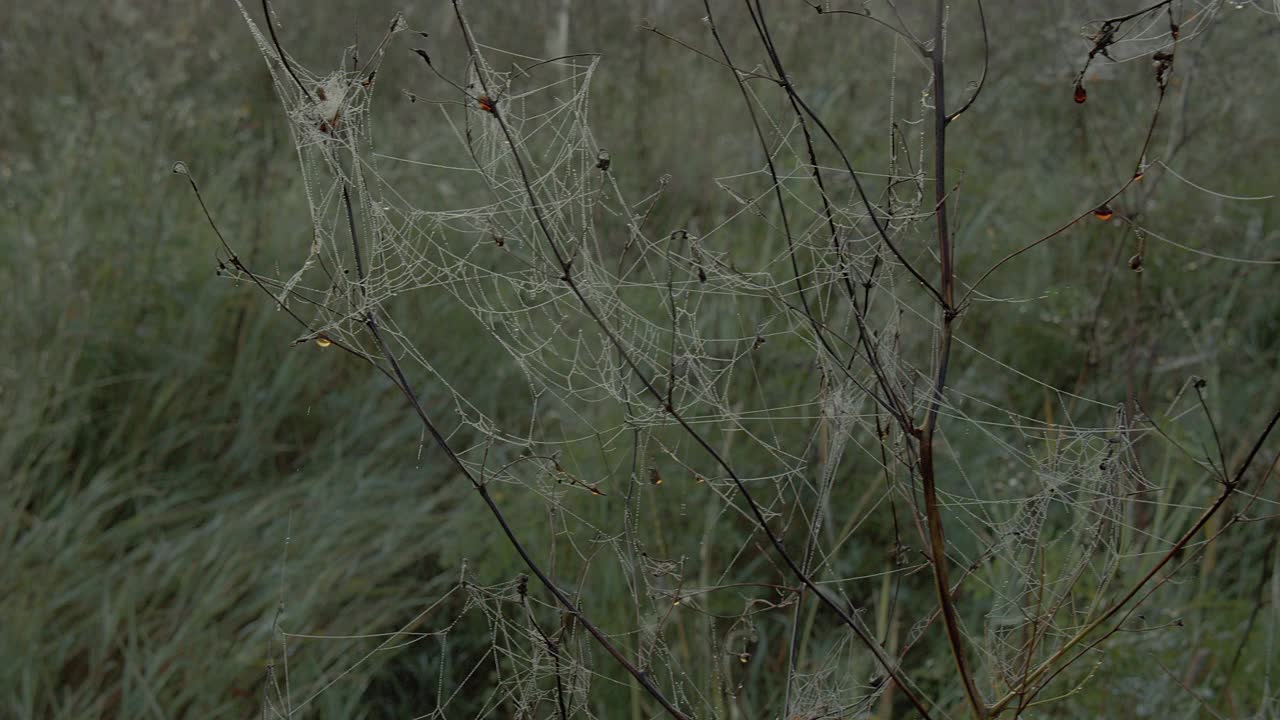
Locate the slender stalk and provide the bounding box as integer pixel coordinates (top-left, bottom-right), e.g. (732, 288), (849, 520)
(919, 2), (986, 718)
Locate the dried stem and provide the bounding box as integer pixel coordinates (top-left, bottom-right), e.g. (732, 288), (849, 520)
(917, 2), (986, 718)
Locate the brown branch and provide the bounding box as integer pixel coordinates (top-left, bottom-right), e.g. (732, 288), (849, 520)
(946, 0), (988, 125)
(918, 2), (986, 717)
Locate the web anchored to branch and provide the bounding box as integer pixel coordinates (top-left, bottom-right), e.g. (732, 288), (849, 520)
(215, 1), (1280, 717)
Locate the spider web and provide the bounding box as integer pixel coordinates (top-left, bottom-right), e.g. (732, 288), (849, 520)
(230, 3), (1271, 717)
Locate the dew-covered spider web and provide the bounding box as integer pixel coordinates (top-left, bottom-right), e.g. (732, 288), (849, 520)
(227, 2), (1279, 717)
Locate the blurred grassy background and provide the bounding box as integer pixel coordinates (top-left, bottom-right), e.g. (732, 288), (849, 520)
(3, 1), (1279, 718)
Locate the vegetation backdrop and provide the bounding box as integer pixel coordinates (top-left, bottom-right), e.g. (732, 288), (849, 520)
(3, 1), (1280, 718)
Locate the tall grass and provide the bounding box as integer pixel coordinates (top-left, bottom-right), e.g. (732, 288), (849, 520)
(5, 1), (1280, 718)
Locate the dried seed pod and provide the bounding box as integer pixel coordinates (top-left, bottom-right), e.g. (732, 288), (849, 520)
(1074, 84), (1088, 104)
(595, 148), (611, 172)
(315, 336), (332, 348)
(1128, 253), (1144, 272)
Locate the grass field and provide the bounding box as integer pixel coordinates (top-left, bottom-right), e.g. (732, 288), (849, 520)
(5, 1), (1280, 718)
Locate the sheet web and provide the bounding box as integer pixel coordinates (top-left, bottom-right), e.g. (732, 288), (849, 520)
(232, 6), (1256, 718)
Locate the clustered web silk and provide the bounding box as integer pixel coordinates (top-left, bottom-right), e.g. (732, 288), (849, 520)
(233, 3), (1271, 718)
